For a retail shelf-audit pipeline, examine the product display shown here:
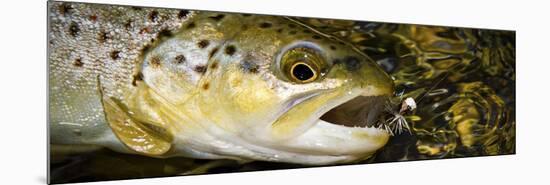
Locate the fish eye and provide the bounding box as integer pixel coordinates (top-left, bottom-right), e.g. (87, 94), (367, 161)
(291, 62), (317, 82)
(280, 47), (324, 83)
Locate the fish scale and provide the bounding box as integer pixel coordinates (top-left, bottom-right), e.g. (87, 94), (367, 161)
(49, 1), (188, 148)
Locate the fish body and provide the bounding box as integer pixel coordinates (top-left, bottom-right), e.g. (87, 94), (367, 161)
(49, 2), (394, 165)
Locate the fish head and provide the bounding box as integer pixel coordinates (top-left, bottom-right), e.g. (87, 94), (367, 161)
(134, 14), (394, 164)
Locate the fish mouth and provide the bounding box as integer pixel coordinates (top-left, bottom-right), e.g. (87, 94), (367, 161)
(319, 95), (388, 128)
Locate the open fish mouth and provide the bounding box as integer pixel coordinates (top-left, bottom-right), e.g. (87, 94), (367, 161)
(274, 93), (400, 160)
(320, 95), (388, 128)
(318, 94), (412, 136)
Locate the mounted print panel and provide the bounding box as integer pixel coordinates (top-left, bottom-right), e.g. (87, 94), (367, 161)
(48, 1), (515, 184)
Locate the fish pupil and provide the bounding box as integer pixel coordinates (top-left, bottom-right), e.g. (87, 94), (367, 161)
(292, 63), (314, 81)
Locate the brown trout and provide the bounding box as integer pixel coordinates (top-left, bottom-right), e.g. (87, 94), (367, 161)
(48, 1), (394, 165)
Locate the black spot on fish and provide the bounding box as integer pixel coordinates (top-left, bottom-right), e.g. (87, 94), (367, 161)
(149, 56), (161, 67)
(186, 22), (196, 29)
(303, 29), (311, 34)
(58, 3), (73, 15)
(124, 19), (133, 30)
(149, 11), (159, 22)
(288, 24), (297, 28)
(194, 65), (207, 73)
(208, 14), (225, 21)
(178, 10), (190, 19)
(98, 31), (110, 43)
(330, 45), (337, 50)
(241, 60), (259, 73)
(202, 83), (210, 90)
(131, 72), (144, 86)
(259, 22), (272, 28)
(110, 51), (121, 60)
(241, 24), (248, 31)
(289, 30), (297, 35)
(210, 61), (218, 69)
(73, 58), (83, 67)
(209, 47), (219, 59)
(276, 28), (283, 33)
(312, 35), (322, 40)
(343, 56), (361, 71)
(242, 14), (252, 17)
(174, 54), (186, 64)
(68, 22), (80, 37)
(338, 41), (345, 45)
(224, 45), (236, 56)
(158, 29), (173, 37)
(198, 40), (210, 48)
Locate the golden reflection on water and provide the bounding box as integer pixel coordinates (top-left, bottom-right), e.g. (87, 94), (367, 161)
(342, 21), (515, 161)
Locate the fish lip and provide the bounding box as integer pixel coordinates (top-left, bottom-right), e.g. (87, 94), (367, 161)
(272, 91), (324, 125)
(282, 91), (323, 114)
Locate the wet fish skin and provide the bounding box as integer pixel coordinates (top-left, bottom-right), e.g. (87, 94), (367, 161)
(49, 1), (189, 153)
(49, 1), (394, 165)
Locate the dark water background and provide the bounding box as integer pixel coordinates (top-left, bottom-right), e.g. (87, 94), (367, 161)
(50, 16), (515, 184)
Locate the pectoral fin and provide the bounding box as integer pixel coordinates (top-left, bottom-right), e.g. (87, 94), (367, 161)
(101, 96), (172, 156)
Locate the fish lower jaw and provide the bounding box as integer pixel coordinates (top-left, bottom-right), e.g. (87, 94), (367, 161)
(258, 119), (390, 164)
(282, 119), (390, 156)
(169, 120), (389, 165)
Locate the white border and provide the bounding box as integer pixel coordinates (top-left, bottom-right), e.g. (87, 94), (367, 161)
(1, 0), (548, 184)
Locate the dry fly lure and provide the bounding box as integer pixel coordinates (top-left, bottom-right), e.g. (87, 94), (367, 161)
(376, 97), (416, 135)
